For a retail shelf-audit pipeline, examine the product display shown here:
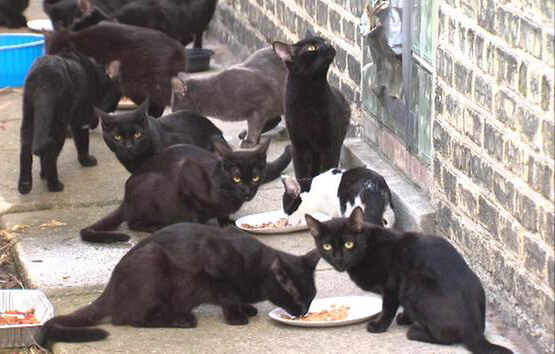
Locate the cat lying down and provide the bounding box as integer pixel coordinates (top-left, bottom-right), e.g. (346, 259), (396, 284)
(40, 223), (320, 343)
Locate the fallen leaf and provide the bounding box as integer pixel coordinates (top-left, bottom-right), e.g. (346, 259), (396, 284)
(1, 229), (13, 241)
(10, 224), (29, 233)
(39, 220), (67, 229)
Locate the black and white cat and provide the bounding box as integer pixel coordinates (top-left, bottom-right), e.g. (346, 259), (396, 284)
(95, 99), (228, 173)
(305, 208), (513, 354)
(41, 222), (320, 343)
(281, 167), (395, 227)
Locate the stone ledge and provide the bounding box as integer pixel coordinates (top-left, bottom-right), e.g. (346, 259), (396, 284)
(341, 138), (437, 234)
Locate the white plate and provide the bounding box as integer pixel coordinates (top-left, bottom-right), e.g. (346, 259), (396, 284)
(27, 19), (54, 32)
(235, 210), (330, 234)
(269, 295), (382, 328)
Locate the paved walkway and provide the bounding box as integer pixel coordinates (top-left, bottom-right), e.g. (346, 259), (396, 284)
(0, 1), (528, 353)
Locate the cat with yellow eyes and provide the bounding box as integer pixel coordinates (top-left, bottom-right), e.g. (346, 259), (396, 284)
(80, 140), (292, 243)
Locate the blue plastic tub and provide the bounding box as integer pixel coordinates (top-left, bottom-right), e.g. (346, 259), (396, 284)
(0, 34), (45, 88)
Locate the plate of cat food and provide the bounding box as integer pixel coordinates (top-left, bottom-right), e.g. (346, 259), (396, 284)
(236, 210), (330, 234)
(27, 19), (54, 32)
(117, 97), (137, 110)
(269, 295), (382, 328)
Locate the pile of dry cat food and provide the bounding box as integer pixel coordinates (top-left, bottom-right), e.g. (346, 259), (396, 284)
(283, 304), (350, 322)
(0, 309), (39, 325)
(241, 217), (291, 230)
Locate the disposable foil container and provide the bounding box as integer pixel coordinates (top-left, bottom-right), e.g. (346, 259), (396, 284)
(0, 289), (53, 348)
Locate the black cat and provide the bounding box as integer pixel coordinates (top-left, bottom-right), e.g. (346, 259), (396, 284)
(40, 222), (320, 343)
(305, 208), (513, 354)
(273, 33), (351, 179)
(95, 99), (227, 173)
(0, 0), (29, 28)
(18, 51), (120, 194)
(81, 141), (292, 242)
(46, 21), (186, 117)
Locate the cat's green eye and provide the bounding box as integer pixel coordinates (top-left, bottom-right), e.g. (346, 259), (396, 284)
(307, 44), (316, 51)
(233, 176), (242, 183)
(134, 132), (141, 139)
(252, 176), (260, 182)
(322, 244), (332, 251)
(344, 241), (354, 249)
(114, 135), (123, 142)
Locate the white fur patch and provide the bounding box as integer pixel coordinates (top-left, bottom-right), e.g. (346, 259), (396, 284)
(383, 204), (395, 228)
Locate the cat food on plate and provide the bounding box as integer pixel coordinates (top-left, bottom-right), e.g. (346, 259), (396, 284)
(280, 304), (350, 322)
(236, 211), (330, 235)
(241, 217), (291, 230)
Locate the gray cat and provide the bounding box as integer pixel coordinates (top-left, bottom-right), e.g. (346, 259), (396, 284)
(171, 47), (287, 148)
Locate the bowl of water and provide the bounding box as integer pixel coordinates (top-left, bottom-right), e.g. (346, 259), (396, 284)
(0, 34), (45, 88)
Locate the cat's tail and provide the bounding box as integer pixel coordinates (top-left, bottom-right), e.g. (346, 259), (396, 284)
(263, 144), (292, 183)
(31, 92), (55, 156)
(38, 293), (110, 343)
(80, 205), (130, 243)
(463, 331), (513, 354)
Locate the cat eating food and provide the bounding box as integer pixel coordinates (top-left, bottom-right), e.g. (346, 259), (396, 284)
(80, 140), (292, 243)
(171, 46), (287, 148)
(46, 21), (186, 117)
(281, 167), (395, 227)
(40, 223), (320, 343)
(273, 33), (351, 179)
(18, 52), (120, 194)
(305, 208), (513, 354)
(95, 99), (228, 173)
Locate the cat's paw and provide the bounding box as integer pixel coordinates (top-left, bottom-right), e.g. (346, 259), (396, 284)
(396, 312), (413, 326)
(241, 304), (258, 317)
(18, 181), (32, 194)
(47, 180), (65, 192)
(223, 306), (250, 325)
(366, 318), (390, 333)
(173, 313), (197, 328)
(78, 154), (98, 167)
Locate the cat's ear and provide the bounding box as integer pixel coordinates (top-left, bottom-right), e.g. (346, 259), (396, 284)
(213, 141), (232, 159)
(305, 214), (323, 239)
(349, 207), (365, 233)
(273, 41), (294, 62)
(171, 76), (187, 96)
(305, 30), (314, 39)
(301, 249), (320, 270)
(94, 107), (114, 128)
(270, 256), (290, 285)
(106, 60), (121, 80)
(281, 175), (301, 196)
(256, 138), (271, 157)
(137, 98), (150, 121)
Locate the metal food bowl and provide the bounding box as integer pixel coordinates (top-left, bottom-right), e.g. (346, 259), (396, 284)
(185, 48), (214, 73)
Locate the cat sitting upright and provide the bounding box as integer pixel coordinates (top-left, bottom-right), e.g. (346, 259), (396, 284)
(305, 208), (513, 354)
(40, 222), (320, 343)
(273, 33), (351, 179)
(95, 99), (228, 173)
(281, 167), (395, 227)
(80, 140), (292, 243)
(18, 51), (120, 194)
(171, 46), (287, 148)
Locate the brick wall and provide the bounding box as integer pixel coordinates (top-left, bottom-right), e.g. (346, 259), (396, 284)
(210, 0), (365, 129)
(434, 0), (554, 351)
(210, 0), (554, 350)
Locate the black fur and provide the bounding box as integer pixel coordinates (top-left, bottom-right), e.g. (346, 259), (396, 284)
(0, 0), (29, 28)
(273, 34), (350, 179)
(46, 22), (186, 117)
(41, 223), (320, 343)
(18, 52), (120, 194)
(80, 141), (291, 242)
(96, 99), (228, 173)
(305, 208), (513, 354)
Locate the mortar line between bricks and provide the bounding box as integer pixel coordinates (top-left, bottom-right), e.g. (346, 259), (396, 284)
(436, 193), (554, 294)
(0, 199), (122, 218)
(436, 80), (554, 166)
(440, 3), (554, 68)
(436, 153), (554, 245)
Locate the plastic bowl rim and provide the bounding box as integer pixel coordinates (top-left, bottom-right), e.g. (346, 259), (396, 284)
(0, 33), (45, 51)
